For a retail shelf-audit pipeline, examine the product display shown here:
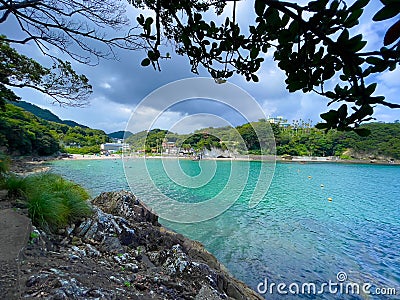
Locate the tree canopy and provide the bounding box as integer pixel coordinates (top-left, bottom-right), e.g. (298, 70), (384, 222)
(0, 0), (143, 107)
(0, 38), (91, 109)
(0, 0), (142, 63)
(133, 0), (400, 133)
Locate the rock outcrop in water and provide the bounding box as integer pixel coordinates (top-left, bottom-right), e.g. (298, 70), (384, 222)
(15, 191), (263, 299)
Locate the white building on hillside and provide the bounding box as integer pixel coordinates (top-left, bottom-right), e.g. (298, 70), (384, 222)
(267, 116), (290, 128)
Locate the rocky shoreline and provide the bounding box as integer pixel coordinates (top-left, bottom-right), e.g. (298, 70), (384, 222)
(9, 156), (53, 175)
(1, 190), (263, 299)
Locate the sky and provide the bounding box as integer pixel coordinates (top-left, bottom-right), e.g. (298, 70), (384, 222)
(2, 0), (400, 134)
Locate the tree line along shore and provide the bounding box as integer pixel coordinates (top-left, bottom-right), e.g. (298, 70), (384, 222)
(1, 102), (400, 162)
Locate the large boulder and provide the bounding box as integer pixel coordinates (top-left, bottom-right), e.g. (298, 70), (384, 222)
(91, 190), (160, 226)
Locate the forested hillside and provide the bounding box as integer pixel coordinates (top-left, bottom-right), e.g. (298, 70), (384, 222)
(0, 104), (59, 155)
(126, 121), (400, 160)
(8, 99), (396, 159)
(13, 101), (87, 128)
(342, 123), (400, 159)
(125, 128), (235, 153)
(0, 104), (109, 156)
(108, 131), (133, 140)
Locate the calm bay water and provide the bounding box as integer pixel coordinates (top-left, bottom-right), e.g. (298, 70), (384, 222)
(50, 159), (400, 299)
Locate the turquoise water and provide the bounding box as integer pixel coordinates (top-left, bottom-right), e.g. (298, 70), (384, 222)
(50, 159), (400, 299)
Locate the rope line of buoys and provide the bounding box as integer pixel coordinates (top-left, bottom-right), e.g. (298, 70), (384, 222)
(299, 170), (332, 202)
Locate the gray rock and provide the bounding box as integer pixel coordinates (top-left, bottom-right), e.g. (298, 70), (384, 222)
(101, 235), (123, 254)
(91, 191), (160, 226)
(126, 263), (139, 273)
(109, 275), (121, 283)
(113, 252), (130, 264)
(25, 274), (48, 287)
(66, 224), (75, 235)
(69, 254), (80, 261)
(75, 219), (92, 237)
(18, 191), (264, 300)
(50, 268), (66, 277)
(71, 245), (86, 257)
(120, 225), (136, 246)
(86, 288), (107, 298)
(163, 244), (189, 275)
(85, 244), (101, 257)
(148, 251), (160, 264)
(58, 278), (85, 297)
(83, 220), (98, 240)
(196, 285), (226, 300)
(53, 289), (68, 300)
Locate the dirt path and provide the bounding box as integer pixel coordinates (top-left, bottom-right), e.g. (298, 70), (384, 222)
(0, 208), (32, 299)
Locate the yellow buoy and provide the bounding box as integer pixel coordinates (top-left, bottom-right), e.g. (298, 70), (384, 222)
(308, 176), (312, 179)
(328, 197), (332, 201)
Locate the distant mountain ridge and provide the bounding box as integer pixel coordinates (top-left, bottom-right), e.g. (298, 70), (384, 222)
(12, 101), (135, 139)
(107, 131), (133, 140)
(12, 101), (88, 128)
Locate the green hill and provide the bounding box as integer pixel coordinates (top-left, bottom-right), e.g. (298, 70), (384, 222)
(8, 100), (396, 159)
(125, 128), (229, 153)
(342, 122), (400, 159)
(125, 121), (400, 160)
(0, 104), (109, 156)
(108, 131), (133, 140)
(12, 101), (87, 128)
(0, 104), (60, 155)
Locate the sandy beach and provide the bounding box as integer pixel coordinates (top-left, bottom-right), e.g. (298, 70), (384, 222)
(62, 154), (123, 160)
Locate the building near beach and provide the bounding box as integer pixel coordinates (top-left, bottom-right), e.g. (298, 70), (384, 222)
(101, 143), (130, 153)
(162, 141), (179, 154)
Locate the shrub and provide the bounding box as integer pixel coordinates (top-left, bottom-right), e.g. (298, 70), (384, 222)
(0, 152), (10, 178)
(1, 174), (27, 198)
(33, 173), (91, 222)
(28, 190), (69, 230)
(3, 172), (92, 232)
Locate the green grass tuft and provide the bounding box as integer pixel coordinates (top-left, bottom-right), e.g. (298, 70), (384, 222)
(1, 174), (28, 198)
(28, 190), (68, 231)
(3, 172), (92, 232)
(0, 153), (10, 181)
